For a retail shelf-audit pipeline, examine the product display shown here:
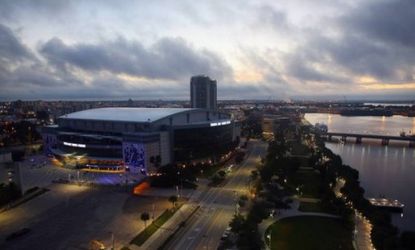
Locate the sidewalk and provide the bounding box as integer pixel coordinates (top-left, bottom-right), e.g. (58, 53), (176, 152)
(334, 178), (374, 250)
(354, 211), (375, 250)
(0, 187), (48, 213)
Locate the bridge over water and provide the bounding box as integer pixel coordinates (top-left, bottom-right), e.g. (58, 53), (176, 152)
(321, 132), (415, 147)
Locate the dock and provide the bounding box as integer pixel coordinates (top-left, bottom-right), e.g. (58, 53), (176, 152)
(368, 198), (404, 212)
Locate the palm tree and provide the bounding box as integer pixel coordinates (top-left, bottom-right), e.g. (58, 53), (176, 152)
(140, 212), (150, 228)
(168, 195), (178, 209)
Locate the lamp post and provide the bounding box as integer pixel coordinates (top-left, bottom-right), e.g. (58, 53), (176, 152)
(177, 171), (181, 198)
(267, 231), (272, 250)
(203, 235), (209, 250)
(108, 231), (115, 250)
(233, 191), (239, 215)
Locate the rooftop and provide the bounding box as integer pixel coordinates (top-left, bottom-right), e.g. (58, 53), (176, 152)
(59, 107), (197, 123)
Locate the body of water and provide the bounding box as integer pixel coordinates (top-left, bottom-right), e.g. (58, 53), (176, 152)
(305, 113), (415, 231)
(364, 102), (414, 107)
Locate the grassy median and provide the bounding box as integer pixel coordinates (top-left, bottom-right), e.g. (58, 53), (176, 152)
(130, 206), (181, 246)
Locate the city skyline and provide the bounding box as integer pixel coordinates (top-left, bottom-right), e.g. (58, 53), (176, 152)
(1, 0), (415, 101)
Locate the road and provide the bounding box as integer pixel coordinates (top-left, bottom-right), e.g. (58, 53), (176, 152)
(166, 139), (267, 250)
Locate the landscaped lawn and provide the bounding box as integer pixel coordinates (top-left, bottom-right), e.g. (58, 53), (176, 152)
(290, 170), (321, 198)
(266, 216), (353, 250)
(298, 201), (326, 213)
(289, 142), (311, 156)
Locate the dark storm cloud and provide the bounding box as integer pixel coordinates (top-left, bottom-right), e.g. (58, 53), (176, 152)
(40, 37), (232, 81)
(0, 22), (233, 100)
(330, 0), (415, 81)
(0, 23), (83, 95)
(344, 0), (415, 48)
(0, 24), (34, 63)
(1, 1), (414, 100)
(322, 35), (414, 81)
(282, 0), (415, 84)
(285, 48), (349, 84)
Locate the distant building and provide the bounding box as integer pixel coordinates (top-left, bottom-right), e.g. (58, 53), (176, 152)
(0, 151), (22, 191)
(262, 114), (296, 139)
(190, 75), (217, 110)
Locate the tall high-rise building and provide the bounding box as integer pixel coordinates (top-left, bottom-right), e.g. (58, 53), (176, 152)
(190, 75), (217, 110)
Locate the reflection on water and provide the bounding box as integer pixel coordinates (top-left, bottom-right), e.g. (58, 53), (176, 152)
(306, 113), (415, 231)
(412, 117), (415, 134)
(306, 113), (414, 136)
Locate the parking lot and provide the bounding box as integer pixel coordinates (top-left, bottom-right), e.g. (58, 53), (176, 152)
(0, 154), (172, 249)
(0, 184), (171, 250)
(18, 154), (145, 192)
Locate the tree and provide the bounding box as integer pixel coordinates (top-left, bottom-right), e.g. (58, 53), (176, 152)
(235, 152), (245, 164)
(168, 195), (178, 209)
(140, 212), (150, 228)
(250, 170), (258, 181)
(218, 170), (226, 178)
(230, 214), (245, 233)
(238, 199), (246, 208)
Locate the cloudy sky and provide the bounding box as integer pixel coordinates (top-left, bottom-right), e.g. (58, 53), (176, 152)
(0, 0), (414, 101)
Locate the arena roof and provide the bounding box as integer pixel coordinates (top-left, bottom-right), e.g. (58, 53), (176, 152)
(59, 107), (197, 123)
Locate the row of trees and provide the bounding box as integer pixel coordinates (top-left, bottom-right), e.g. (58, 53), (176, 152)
(226, 132), (297, 249)
(0, 121), (41, 146)
(150, 164), (198, 188)
(0, 182), (22, 207)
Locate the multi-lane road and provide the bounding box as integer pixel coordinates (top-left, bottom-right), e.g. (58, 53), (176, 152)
(166, 139), (267, 250)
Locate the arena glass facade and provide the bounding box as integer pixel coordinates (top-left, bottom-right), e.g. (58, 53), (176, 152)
(42, 108), (240, 175)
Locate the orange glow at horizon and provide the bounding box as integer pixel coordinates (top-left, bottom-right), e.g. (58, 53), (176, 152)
(357, 75), (415, 90)
(117, 73), (149, 83)
(360, 82), (415, 90)
(234, 69), (264, 82)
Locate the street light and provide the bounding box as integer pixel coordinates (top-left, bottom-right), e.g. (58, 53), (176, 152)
(267, 231), (272, 249)
(177, 171), (182, 198)
(233, 191), (239, 215)
(105, 231), (115, 250)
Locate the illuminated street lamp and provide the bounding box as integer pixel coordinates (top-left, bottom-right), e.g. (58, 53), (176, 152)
(110, 232), (115, 250)
(267, 231), (272, 249)
(177, 171), (182, 197)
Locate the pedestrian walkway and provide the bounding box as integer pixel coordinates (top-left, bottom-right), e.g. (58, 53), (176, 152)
(298, 197), (320, 203)
(354, 211), (375, 250)
(334, 178), (374, 250)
